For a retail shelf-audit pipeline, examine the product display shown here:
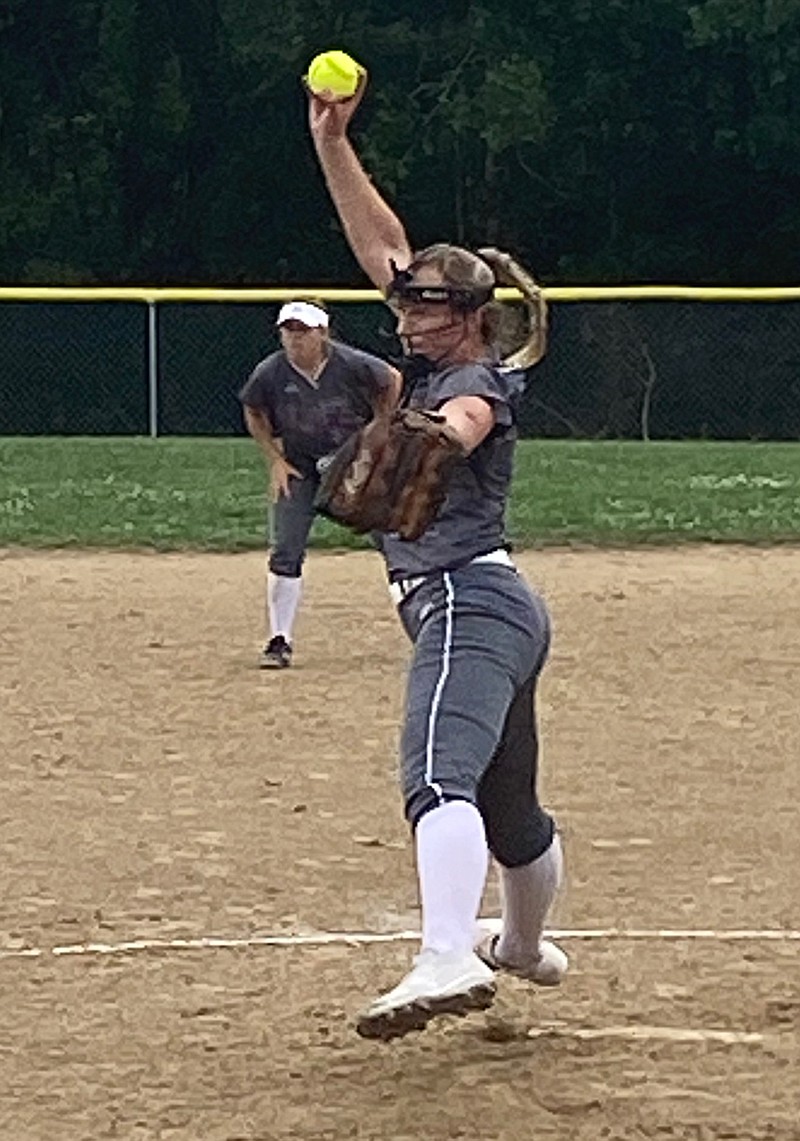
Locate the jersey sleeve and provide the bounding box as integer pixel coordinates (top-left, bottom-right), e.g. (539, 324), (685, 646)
(425, 363), (520, 427)
(238, 356), (277, 416)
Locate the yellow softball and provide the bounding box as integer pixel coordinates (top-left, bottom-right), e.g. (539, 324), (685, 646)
(305, 50), (363, 101)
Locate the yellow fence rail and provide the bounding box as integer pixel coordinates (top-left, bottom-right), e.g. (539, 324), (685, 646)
(2, 285), (800, 303)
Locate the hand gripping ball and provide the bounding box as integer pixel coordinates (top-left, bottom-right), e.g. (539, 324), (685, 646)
(305, 50), (363, 101)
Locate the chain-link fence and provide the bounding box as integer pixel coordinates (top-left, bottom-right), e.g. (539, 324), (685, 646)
(2, 289), (799, 439)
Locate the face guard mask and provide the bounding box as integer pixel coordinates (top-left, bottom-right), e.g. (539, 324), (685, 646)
(386, 259), (495, 369)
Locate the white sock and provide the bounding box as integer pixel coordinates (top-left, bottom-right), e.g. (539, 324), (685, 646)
(267, 573), (302, 643)
(416, 800), (489, 955)
(496, 831), (564, 964)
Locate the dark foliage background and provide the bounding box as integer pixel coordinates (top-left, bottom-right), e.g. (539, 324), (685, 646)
(3, 0), (800, 287)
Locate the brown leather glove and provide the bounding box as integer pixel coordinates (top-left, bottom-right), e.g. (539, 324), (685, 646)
(315, 408), (466, 541)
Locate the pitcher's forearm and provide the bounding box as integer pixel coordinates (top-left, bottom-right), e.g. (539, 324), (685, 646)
(439, 396), (496, 453)
(314, 135), (411, 291)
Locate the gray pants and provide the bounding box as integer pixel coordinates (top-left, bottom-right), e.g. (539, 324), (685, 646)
(268, 473), (320, 578)
(398, 562), (555, 867)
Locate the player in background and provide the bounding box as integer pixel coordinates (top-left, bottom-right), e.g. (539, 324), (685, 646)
(240, 298), (401, 667)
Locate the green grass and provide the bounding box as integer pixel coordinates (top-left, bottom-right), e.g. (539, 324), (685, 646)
(2, 436), (800, 550)
(512, 439), (800, 546)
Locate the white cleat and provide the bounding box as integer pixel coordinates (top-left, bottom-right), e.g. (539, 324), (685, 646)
(355, 949), (497, 1041)
(475, 918), (569, 987)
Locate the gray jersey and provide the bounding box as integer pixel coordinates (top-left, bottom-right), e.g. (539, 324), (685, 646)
(379, 361), (525, 581)
(239, 340), (392, 475)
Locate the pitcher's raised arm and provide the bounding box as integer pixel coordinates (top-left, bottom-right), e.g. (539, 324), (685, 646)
(306, 71), (411, 293)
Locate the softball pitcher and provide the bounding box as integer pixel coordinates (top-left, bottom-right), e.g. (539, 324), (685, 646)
(306, 77), (568, 1040)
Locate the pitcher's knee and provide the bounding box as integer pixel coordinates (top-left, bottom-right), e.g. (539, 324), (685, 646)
(486, 808), (555, 868)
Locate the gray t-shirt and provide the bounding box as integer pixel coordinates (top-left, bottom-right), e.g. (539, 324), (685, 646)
(379, 361), (526, 581)
(239, 340), (392, 475)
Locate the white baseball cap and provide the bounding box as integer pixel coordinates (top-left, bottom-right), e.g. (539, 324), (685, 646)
(276, 300), (329, 328)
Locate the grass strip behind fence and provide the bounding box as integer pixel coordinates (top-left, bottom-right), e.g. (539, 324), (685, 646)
(2, 436), (800, 550)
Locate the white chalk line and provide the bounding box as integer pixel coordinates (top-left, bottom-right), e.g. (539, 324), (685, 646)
(1, 925), (799, 963)
(523, 1023), (768, 1046)
(3, 927), (793, 1049)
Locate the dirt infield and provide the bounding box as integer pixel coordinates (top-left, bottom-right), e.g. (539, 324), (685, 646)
(1, 546), (798, 1140)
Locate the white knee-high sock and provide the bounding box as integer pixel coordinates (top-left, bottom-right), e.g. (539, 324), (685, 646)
(496, 831), (564, 963)
(416, 800), (489, 955)
(267, 573), (302, 642)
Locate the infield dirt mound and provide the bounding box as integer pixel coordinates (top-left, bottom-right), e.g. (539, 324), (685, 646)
(0, 546), (797, 1139)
